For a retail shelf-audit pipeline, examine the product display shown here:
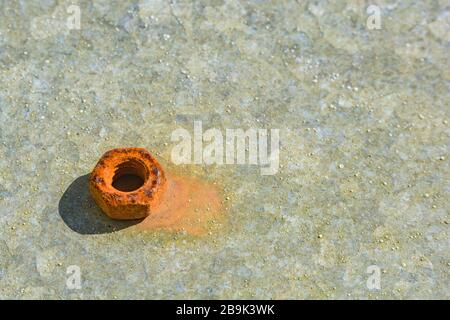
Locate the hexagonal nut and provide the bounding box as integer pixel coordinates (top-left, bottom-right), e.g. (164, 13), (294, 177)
(89, 147), (167, 220)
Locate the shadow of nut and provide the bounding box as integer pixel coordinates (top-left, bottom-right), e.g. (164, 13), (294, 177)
(89, 147), (167, 220)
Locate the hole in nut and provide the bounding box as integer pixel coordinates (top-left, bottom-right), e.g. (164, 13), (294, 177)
(112, 159), (148, 192)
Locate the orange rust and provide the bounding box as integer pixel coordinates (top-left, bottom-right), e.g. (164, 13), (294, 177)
(137, 173), (223, 235)
(89, 147), (167, 220)
(89, 147), (224, 235)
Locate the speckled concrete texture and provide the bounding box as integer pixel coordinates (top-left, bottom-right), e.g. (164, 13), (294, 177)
(0, 0), (448, 299)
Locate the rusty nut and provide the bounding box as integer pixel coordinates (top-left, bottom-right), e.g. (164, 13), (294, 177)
(89, 147), (166, 220)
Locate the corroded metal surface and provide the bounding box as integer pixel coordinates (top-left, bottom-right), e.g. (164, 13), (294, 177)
(89, 148), (167, 220)
(0, 1), (448, 299)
